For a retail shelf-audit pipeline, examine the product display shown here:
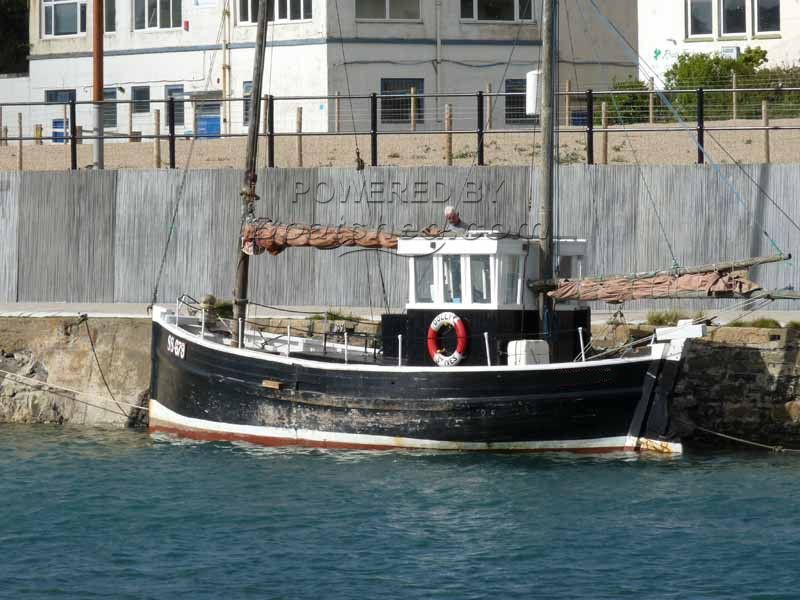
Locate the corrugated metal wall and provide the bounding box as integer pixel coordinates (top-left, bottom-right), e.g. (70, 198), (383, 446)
(0, 172), (19, 303)
(2, 165), (799, 310)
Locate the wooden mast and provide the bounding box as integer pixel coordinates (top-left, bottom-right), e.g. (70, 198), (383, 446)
(538, 0), (557, 335)
(232, 0), (270, 347)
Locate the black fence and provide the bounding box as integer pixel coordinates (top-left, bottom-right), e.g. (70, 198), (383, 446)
(1, 86), (799, 170)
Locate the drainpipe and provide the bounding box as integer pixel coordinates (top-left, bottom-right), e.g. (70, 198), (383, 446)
(435, 0), (442, 123)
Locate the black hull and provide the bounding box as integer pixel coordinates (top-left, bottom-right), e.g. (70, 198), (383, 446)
(149, 317), (681, 453)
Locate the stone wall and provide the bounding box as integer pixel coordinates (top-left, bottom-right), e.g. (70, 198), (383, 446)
(0, 317), (151, 427)
(673, 327), (800, 446)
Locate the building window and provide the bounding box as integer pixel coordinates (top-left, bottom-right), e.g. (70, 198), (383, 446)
(721, 0), (746, 34)
(165, 84), (185, 127)
(240, 0), (275, 23)
(45, 89), (77, 104)
(380, 78), (424, 124)
(103, 88), (117, 128)
(105, 0), (115, 31)
(505, 79), (537, 125)
(687, 0), (713, 36)
(243, 81), (253, 125)
(756, 0), (780, 33)
(356, 0), (419, 19)
(243, 0), (310, 21)
(42, 0), (87, 37)
(132, 86), (150, 113)
(461, 0), (532, 21)
(134, 0), (181, 29)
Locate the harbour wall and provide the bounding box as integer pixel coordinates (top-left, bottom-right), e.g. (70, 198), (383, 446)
(1, 164), (799, 311)
(3, 315), (800, 448)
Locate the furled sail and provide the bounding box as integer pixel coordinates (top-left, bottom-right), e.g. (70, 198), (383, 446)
(242, 222), (399, 256)
(549, 271), (761, 303)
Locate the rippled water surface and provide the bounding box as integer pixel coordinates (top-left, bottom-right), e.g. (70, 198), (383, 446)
(2, 425), (800, 599)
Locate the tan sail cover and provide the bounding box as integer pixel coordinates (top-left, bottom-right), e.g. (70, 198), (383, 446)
(242, 222), (398, 256)
(549, 271), (762, 303)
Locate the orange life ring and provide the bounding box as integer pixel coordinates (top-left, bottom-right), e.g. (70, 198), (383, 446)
(427, 312), (468, 367)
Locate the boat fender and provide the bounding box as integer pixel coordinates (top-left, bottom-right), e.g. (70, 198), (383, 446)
(427, 312), (468, 367)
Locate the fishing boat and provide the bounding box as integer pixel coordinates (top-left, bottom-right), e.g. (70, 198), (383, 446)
(147, 0), (783, 453)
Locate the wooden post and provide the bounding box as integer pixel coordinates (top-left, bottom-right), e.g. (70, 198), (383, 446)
(732, 71), (738, 120)
(296, 106), (303, 167)
(565, 79), (572, 126)
(486, 82), (493, 130)
(192, 100), (198, 139)
(2, 126), (7, 147)
(17, 113), (23, 171)
(445, 103), (453, 166)
(600, 101), (608, 165)
(128, 100), (134, 141)
(648, 76), (655, 124)
(334, 91), (341, 133)
(0, 107), (3, 146)
(262, 94), (268, 149)
(76, 125), (83, 144)
(35, 124), (42, 145)
(410, 86), (417, 132)
(763, 99), (770, 163)
(154, 109), (162, 168)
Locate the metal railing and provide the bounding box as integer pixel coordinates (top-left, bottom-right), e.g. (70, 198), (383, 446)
(1, 85), (799, 170)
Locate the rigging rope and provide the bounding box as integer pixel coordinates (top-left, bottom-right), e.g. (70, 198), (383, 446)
(584, 0), (786, 258)
(572, 0), (680, 270)
(148, 1), (231, 309)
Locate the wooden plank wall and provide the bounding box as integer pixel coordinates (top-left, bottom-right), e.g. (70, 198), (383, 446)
(2, 164), (799, 311)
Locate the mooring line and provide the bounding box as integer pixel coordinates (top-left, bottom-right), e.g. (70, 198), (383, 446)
(693, 426), (800, 454)
(0, 368), (145, 417)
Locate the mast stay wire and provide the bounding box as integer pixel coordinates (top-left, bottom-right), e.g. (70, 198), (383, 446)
(572, 0), (680, 271)
(149, 1), (232, 308)
(584, 0), (786, 258)
(333, 0), (385, 318)
(450, 0), (538, 223)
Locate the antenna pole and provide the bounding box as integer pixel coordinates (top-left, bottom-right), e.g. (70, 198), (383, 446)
(538, 0), (557, 335)
(233, 0), (269, 347)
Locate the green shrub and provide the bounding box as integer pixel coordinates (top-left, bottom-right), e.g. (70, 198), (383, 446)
(646, 310), (688, 326)
(727, 318), (782, 328)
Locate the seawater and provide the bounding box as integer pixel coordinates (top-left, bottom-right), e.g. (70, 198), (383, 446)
(2, 426), (800, 599)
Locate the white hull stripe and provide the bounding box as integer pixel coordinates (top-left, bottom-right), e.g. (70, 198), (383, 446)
(149, 400), (682, 454)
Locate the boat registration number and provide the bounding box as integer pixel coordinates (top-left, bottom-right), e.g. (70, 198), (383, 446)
(167, 335), (186, 360)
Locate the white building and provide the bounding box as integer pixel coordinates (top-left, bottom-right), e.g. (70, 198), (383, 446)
(639, 0), (797, 85)
(3, 0), (639, 140)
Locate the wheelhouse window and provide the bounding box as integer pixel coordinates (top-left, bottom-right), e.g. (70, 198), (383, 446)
(687, 0), (713, 36)
(414, 256), (434, 303)
(461, 0), (533, 21)
(380, 78), (424, 124)
(721, 0), (746, 34)
(165, 84), (185, 127)
(442, 256), (463, 304)
(134, 0), (182, 29)
(501, 255), (521, 305)
(756, 0), (780, 33)
(356, 0), (419, 19)
(42, 0), (87, 37)
(469, 256), (492, 304)
(132, 86), (151, 113)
